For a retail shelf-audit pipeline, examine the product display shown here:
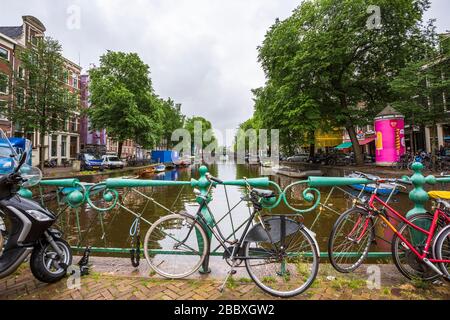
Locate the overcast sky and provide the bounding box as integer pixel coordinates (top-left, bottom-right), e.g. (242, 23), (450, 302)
(1, 0), (449, 145)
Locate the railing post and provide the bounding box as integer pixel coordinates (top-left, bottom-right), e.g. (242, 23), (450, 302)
(195, 165), (213, 274)
(406, 162), (436, 218)
(406, 162), (436, 244)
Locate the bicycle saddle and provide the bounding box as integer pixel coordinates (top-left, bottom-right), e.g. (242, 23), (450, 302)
(428, 190), (450, 200)
(252, 188), (275, 198)
(428, 191), (450, 210)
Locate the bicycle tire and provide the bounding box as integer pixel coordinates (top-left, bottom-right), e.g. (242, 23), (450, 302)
(244, 223), (319, 298)
(434, 225), (450, 281)
(328, 207), (374, 273)
(391, 213), (443, 281)
(144, 213), (209, 279)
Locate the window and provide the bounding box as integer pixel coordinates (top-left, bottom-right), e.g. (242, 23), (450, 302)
(61, 136), (67, 157)
(72, 73), (78, 89)
(18, 67), (24, 79)
(0, 73), (8, 94)
(0, 47), (8, 61)
(0, 100), (7, 120)
(51, 135), (58, 157)
(16, 90), (24, 107)
(71, 117), (77, 132)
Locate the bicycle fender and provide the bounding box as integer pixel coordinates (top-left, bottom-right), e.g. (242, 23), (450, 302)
(244, 217), (300, 243)
(303, 226), (320, 257)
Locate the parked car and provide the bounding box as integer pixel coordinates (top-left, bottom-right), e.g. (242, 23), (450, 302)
(102, 155), (124, 169)
(287, 154), (309, 162)
(79, 153), (104, 171)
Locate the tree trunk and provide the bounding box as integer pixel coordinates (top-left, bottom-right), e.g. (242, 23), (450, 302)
(346, 125), (364, 165)
(118, 141), (123, 158)
(308, 130), (315, 158)
(39, 132), (46, 170)
(338, 94), (364, 165)
(309, 143), (315, 158)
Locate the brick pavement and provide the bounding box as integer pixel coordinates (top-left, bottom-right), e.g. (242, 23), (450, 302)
(0, 258), (448, 300)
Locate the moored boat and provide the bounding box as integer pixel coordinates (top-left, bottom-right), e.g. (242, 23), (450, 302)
(346, 172), (399, 195)
(272, 166), (323, 178)
(154, 164), (166, 173)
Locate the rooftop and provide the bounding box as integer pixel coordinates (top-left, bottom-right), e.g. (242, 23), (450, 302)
(0, 26), (23, 39)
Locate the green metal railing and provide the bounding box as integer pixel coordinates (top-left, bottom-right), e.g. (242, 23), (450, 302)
(28, 161), (445, 269)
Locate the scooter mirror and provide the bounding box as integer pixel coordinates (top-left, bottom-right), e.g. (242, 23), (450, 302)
(14, 151), (27, 173)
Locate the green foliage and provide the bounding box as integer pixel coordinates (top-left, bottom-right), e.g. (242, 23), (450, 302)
(1, 37), (78, 134)
(184, 116), (216, 151)
(87, 51), (163, 155)
(252, 0), (436, 163)
(160, 98), (185, 149)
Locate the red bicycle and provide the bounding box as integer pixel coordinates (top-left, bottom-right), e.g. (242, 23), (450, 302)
(328, 174), (450, 281)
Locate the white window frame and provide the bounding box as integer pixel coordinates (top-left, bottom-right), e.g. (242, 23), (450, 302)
(0, 46), (9, 61)
(0, 73), (9, 94)
(72, 73), (78, 89)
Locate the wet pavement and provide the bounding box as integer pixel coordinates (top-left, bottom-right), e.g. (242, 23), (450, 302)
(0, 257), (448, 300)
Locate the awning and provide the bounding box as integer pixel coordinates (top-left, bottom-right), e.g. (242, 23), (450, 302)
(335, 142), (352, 149)
(359, 136), (376, 145)
(335, 137), (375, 149)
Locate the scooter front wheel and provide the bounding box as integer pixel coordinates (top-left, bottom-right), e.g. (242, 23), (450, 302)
(30, 238), (72, 283)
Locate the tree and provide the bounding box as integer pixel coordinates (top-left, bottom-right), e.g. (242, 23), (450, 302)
(1, 37), (78, 169)
(184, 116), (216, 159)
(160, 98), (185, 149)
(390, 43), (450, 160)
(87, 51), (163, 157)
(255, 0), (435, 164)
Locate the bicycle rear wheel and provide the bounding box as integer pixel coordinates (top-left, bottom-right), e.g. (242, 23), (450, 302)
(392, 213), (443, 281)
(328, 207), (374, 273)
(244, 219), (319, 298)
(144, 213), (208, 279)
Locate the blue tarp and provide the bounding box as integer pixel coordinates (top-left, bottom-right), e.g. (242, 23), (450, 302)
(151, 150), (178, 163)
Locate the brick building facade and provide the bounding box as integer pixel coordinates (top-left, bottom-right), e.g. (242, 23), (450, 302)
(0, 16), (81, 166)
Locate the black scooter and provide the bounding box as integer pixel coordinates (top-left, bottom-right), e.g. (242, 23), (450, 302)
(0, 152), (72, 283)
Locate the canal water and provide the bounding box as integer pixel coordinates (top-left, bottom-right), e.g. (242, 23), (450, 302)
(51, 162), (416, 256)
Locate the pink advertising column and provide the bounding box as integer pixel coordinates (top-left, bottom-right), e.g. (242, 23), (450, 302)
(374, 106), (405, 166)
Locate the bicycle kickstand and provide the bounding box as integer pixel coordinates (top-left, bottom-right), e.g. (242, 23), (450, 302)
(219, 247), (238, 293)
(220, 261), (237, 293)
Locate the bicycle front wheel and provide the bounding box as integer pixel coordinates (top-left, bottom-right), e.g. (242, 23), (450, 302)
(328, 207), (374, 273)
(144, 213), (209, 279)
(244, 222), (319, 298)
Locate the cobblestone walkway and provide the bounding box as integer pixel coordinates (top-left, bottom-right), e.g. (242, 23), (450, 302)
(0, 258), (449, 300)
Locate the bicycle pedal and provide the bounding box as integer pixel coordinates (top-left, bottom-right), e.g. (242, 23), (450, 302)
(230, 270), (237, 275)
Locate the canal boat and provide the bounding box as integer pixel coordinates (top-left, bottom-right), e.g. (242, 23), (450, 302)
(346, 172), (399, 195)
(154, 164), (166, 173)
(139, 167), (155, 179)
(261, 160), (273, 167)
(272, 166), (323, 178)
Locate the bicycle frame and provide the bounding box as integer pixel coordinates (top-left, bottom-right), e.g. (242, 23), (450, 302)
(363, 191), (450, 264)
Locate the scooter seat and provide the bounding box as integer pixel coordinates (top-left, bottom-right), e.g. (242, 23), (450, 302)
(428, 191), (450, 200)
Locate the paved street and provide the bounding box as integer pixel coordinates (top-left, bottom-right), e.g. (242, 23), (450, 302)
(0, 257), (448, 300)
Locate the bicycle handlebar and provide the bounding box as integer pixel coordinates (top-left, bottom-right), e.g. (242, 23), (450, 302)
(205, 173), (223, 184)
